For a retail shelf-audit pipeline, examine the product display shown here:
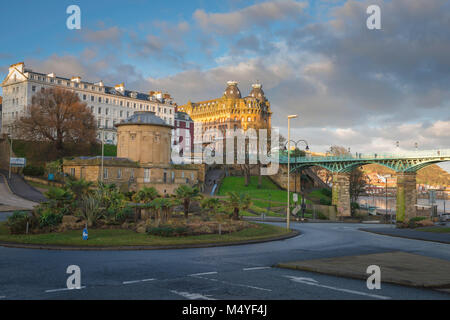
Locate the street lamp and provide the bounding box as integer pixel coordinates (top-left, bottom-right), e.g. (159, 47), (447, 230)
(7, 134), (13, 179)
(287, 115), (297, 230)
(99, 127), (105, 182)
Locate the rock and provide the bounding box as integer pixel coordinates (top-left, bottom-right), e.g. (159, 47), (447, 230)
(62, 215), (79, 224)
(416, 219), (434, 227)
(136, 226), (147, 234)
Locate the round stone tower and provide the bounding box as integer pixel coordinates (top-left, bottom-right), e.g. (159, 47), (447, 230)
(115, 111), (173, 165)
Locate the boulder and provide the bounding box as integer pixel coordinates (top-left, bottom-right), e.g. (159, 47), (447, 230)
(62, 215), (79, 224)
(416, 219), (435, 227)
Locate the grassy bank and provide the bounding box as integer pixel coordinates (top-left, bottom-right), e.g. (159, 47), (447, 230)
(0, 222), (290, 247)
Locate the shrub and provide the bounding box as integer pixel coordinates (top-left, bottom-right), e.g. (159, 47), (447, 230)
(39, 209), (63, 228)
(23, 165), (45, 177)
(320, 188), (332, 198)
(146, 225), (189, 237)
(116, 206), (134, 223)
(409, 216), (427, 222)
(316, 212), (328, 220)
(7, 211), (30, 234)
(319, 198), (332, 206)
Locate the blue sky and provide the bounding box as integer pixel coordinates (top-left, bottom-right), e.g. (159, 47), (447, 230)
(1, 0), (449, 172)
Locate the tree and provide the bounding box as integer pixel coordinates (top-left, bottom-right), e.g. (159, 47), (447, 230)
(132, 187), (159, 204)
(174, 185), (202, 219)
(201, 197), (221, 216)
(225, 192), (252, 220)
(150, 197), (177, 223)
(350, 167), (367, 206)
(65, 178), (93, 201)
(13, 88), (96, 155)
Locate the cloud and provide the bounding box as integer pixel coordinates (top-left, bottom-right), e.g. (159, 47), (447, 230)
(194, 0), (308, 35)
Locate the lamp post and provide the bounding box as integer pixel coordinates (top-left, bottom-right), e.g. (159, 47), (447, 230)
(284, 139), (310, 195)
(8, 135), (13, 179)
(100, 128), (105, 182)
(287, 115), (297, 230)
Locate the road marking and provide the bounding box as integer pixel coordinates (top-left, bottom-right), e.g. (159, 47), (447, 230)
(171, 290), (216, 300)
(45, 286), (86, 293)
(243, 267), (272, 271)
(285, 276), (391, 300)
(189, 272), (218, 277)
(122, 279), (155, 285)
(194, 275), (272, 292)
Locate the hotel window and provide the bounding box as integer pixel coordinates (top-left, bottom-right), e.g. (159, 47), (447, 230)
(84, 84), (87, 89)
(32, 86), (36, 92)
(105, 120), (109, 128)
(120, 101), (123, 106)
(120, 111), (123, 117)
(90, 106), (94, 113)
(106, 108), (109, 115)
(70, 168), (75, 176)
(103, 168), (109, 180)
(98, 107), (102, 114)
(130, 169), (134, 179)
(83, 94), (87, 100)
(98, 97), (102, 103)
(163, 172), (167, 183)
(91, 95), (94, 102)
(117, 168), (122, 179)
(105, 98), (109, 104)
(127, 102), (130, 107)
(144, 169), (150, 183)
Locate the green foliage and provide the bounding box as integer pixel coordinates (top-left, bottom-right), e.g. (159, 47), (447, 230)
(78, 193), (103, 227)
(409, 216), (427, 222)
(320, 188), (332, 198)
(351, 202), (360, 210)
(319, 198), (332, 205)
(65, 178), (93, 200)
(174, 185), (202, 219)
(201, 198), (221, 215)
(133, 187), (159, 203)
(146, 225), (189, 237)
(23, 165), (45, 177)
(39, 209), (63, 228)
(7, 211), (30, 234)
(115, 206), (134, 224)
(225, 192), (252, 220)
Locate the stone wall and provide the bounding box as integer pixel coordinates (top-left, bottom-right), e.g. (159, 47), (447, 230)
(268, 164), (301, 192)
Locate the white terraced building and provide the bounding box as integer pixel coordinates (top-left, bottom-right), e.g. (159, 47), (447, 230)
(1, 62), (176, 144)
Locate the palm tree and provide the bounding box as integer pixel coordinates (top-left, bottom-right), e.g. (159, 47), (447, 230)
(150, 197), (178, 223)
(174, 185), (202, 219)
(65, 179), (93, 200)
(225, 192), (252, 220)
(201, 197), (221, 216)
(133, 187), (159, 204)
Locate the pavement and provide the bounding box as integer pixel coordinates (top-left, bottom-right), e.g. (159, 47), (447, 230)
(277, 251), (450, 288)
(0, 174), (38, 210)
(0, 169), (46, 203)
(0, 222), (449, 300)
(361, 226), (450, 244)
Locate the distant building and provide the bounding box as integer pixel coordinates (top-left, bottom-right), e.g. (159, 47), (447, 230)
(1, 62), (176, 144)
(63, 111), (202, 194)
(172, 111), (194, 161)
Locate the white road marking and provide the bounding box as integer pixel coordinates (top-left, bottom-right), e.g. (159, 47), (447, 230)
(285, 276), (391, 300)
(122, 278), (155, 285)
(194, 275), (272, 292)
(189, 271), (218, 277)
(45, 286), (86, 293)
(243, 267), (272, 271)
(171, 290), (216, 300)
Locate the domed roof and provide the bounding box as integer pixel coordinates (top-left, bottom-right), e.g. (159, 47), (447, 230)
(223, 80), (242, 99)
(115, 111), (172, 128)
(249, 83), (265, 100)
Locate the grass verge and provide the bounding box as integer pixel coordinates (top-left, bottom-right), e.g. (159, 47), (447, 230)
(0, 222), (291, 247)
(416, 227), (450, 234)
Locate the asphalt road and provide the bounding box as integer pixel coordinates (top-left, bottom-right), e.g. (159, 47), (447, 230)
(0, 220), (449, 300)
(0, 174), (38, 210)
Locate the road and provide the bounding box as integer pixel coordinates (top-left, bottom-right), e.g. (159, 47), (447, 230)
(0, 174), (38, 210)
(0, 221), (449, 300)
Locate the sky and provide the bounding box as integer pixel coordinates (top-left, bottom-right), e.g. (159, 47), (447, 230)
(0, 0), (449, 171)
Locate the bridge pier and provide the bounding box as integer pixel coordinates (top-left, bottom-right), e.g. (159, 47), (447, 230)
(332, 172), (351, 217)
(396, 172), (417, 222)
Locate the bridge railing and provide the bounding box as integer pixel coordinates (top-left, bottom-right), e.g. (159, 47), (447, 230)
(279, 149), (450, 163)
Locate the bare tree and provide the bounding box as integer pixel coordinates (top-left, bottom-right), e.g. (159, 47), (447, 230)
(13, 88), (97, 155)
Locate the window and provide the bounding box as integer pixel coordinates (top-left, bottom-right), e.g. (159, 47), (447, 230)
(163, 172), (167, 183)
(91, 96), (94, 102)
(144, 169), (150, 183)
(103, 168), (109, 179)
(105, 98), (109, 104)
(98, 107), (102, 115)
(32, 86), (36, 92)
(120, 111), (123, 117)
(106, 108), (109, 115)
(83, 94), (87, 100)
(98, 97), (102, 103)
(130, 169), (134, 179)
(117, 168), (122, 179)
(70, 168), (75, 176)
(105, 120), (109, 128)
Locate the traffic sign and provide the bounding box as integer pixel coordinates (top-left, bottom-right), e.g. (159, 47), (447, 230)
(293, 193), (298, 203)
(82, 228), (88, 240)
(10, 158), (26, 167)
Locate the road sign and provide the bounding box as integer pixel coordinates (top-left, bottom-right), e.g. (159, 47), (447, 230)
(10, 157), (26, 167)
(293, 193), (298, 203)
(292, 205), (301, 215)
(82, 228), (88, 240)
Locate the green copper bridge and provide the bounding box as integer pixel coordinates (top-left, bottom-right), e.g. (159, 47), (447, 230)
(279, 149), (450, 222)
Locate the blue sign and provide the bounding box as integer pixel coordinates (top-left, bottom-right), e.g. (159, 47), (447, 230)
(10, 157), (26, 167)
(48, 173), (55, 181)
(82, 228), (88, 240)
